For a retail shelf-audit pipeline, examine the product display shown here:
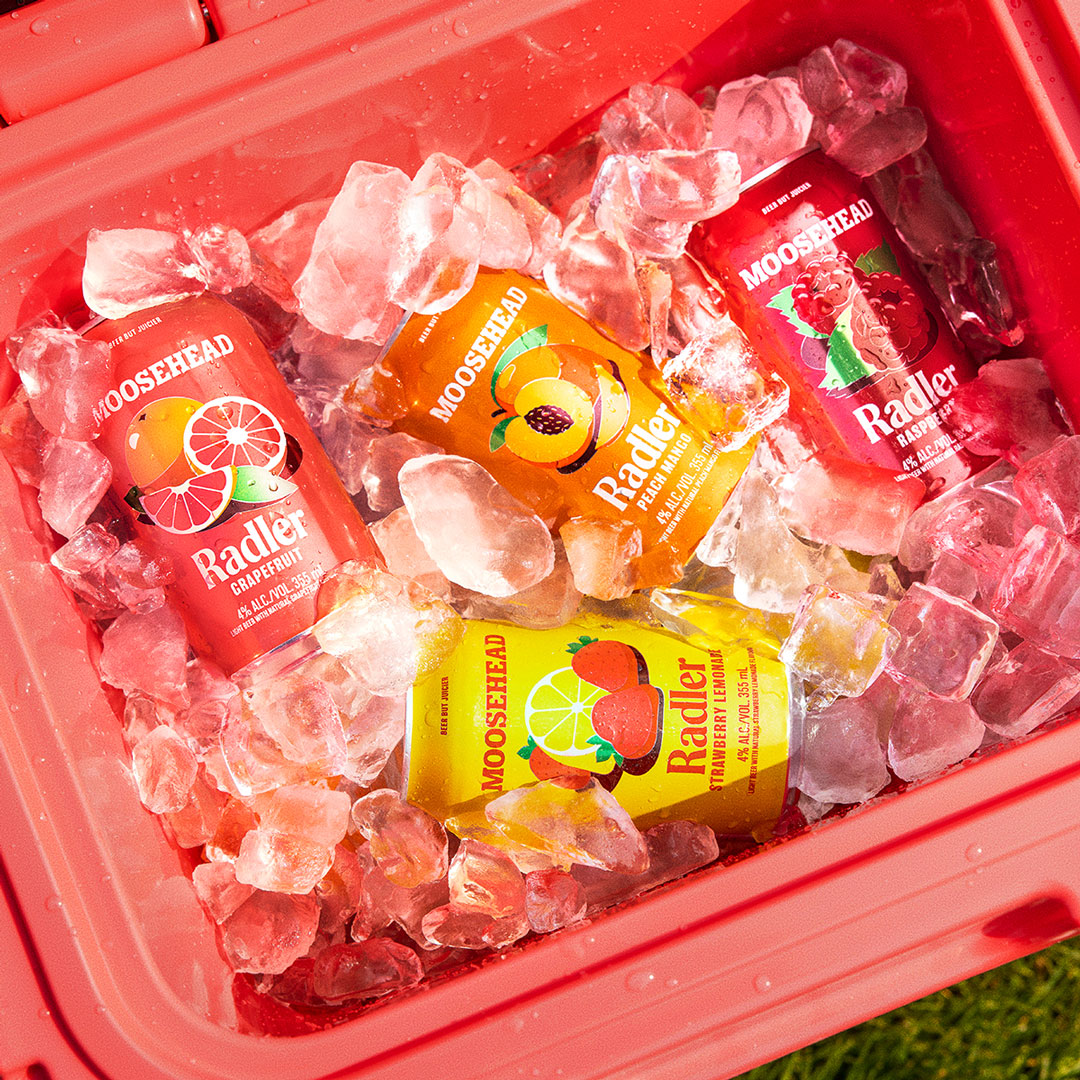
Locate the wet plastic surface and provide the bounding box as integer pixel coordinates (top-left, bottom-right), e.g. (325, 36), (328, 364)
(1, 0), (1080, 1077)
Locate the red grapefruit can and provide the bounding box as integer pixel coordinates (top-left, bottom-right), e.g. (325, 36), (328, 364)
(691, 147), (987, 498)
(86, 294), (381, 676)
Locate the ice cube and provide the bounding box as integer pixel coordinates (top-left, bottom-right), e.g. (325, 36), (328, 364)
(130, 726), (199, 814)
(162, 769), (229, 848)
(354, 846), (448, 948)
(313, 561), (463, 695)
(558, 517), (642, 600)
(485, 778), (649, 874)
(710, 75), (813, 182)
(99, 605), (190, 708)
(591, 156), (695, 260)
(421, 905), (530, 950)
(388, 153), (489, 314)
(220, 891), (320, 974)
(822, 107), (928, 177)
(311, 939), (424, 1001)
(341, 692), (406, 787)
(886, 582), (998, 698)
(370, 507), (453, 597)
(315, 844), (364, 935)
(779, 454), (924, 556)
(398, 455), (555, 597)
(797, 691), (891, 804)
(38, 438), (112, 538)
(83, 228), (206, 319)
(887, 682), (985, 781)
(447, 839), (527, 920)
(623, 148), (741, 222)
(949, 357), (1069, 464)
(450, 537), (582, 629)
(192, 860), (255, 925)
(0, 387), (54, 487)
(798, 46), (853, 116)
(524, 868), (588, 933)
(103, 539), (174, 613)
(361, 430), (444, 515)
(11, 326), (113, 440)
(351, 789), (448, 888)
(234, 827), (335, 894)
(543, 208), (649, 352)
(832, 39), (908, 110)
(660, 317), (789, 452)
(599, 83), (707, 155)
(1014, 436), (1080, 538)
(248, 198), (333, 286)
(513, 133), (611, 221)
(295, 161), (410, 340)
(178, 657), (238, 745)
(779, 585), (896, 697)
(258, 783), (352, 847)
(991, 525), (1080, 658)
(50, 522), (121, 614)
(244, 677), (347, 776)
(971, 641), (1080, 739)
(924, 553), (979, 601)
(569, 820), (719, 910)
(186, 223), (253, 294)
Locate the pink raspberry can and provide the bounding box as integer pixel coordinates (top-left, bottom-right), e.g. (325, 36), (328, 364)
(691, 146), (987, 498)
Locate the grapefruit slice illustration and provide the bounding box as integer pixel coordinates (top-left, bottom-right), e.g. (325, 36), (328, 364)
(141, 467), (236, 534)
(183, 396), (287, 473)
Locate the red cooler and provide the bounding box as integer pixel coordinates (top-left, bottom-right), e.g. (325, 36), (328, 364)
(2, 0), (1080, 1078)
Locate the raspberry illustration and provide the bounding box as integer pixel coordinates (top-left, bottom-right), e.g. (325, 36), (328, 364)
(790, 253), (859, 335)
(849, 269), (931, 371)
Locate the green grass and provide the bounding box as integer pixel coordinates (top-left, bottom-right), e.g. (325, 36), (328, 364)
(734, 939), (1080, 1080)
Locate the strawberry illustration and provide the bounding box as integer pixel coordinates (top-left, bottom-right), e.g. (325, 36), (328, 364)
(517, 737), (591, 782)
(567, 635), (645, 692)
(590, 684), (661, 760)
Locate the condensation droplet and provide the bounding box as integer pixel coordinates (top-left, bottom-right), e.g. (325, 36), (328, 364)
(45, 894), (63, 912)
(509, 1016), (526, 1033)
(965, 843), (984, 862)
(453, 17), (469, 37)
(753, 974), (772, 993)
(349, 42), (360, 53)
(626, 969), (656, 991)
(30, 16), (50, 34)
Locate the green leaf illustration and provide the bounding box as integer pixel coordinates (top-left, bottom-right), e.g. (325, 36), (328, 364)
(231, 465), (297, 504)
(489, 324), (548, 404)
(566, 635), (598, 655)
(767, 284), (828, 340)
(517, 736), (537, 761)
(489, 415), (513, 452)
(820, 305), (875, 392)
(586, 734), (624, 767)
(855, 240), (900, 276)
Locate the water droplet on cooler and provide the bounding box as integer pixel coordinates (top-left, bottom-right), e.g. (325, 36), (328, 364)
(965, 843), (984, 862)
(45, 894), (63, 912)
(753, 974), (772, 993)
(39, 1007), (51, 1020)
(349, 42), (360, 53)
(626, 969), (655, 991)
(453, 17), (469, 36)
(509, 1016), (526, 1033)
(249, 0), (265, 8)
(30, 17), (50, 34)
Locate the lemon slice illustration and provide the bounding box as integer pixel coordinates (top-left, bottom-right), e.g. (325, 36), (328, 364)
(523, 666), (607, 758)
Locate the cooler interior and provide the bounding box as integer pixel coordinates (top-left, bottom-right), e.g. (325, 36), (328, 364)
(1, 0), (1080, 1078)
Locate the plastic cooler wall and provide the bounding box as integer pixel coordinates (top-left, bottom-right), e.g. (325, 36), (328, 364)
(1, 1), (1080, 1079)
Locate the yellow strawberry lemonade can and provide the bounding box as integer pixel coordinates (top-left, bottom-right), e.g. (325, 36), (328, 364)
(404, 606), (801, 839)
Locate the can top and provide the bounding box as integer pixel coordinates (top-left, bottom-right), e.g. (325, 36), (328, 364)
(738, 143), (822, 195)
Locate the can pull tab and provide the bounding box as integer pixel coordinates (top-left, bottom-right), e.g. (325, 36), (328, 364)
(0, 0), (211, 123)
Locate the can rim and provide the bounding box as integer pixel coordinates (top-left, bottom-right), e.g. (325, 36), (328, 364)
(737, 142), (821, 194)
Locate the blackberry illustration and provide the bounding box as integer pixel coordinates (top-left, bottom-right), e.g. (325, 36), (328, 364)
(524, 403), (574, 435)
(790, 253), (859, 335)
(850, 269), (931, 371)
